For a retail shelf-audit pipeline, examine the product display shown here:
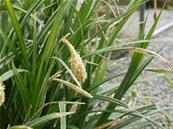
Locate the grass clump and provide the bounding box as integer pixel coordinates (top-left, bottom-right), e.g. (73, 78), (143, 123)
(0, 0), (172, 129)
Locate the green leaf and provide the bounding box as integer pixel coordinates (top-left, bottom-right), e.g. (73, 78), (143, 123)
(0, 69), (28, 82)
(146, 68), (173, 74)
(59, 102), (67, 129)
(93, 95), (128, 108)
(12, 63), (29, 112)
(89, 72), (125, 92)
(4, 0), (29, 68)
(53, 78), (93, 98)
(26, 112), (74, 127)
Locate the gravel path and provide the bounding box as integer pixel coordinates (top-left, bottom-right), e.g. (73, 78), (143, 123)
(138, 9), (173, 106)
(107, 9), (173, 128)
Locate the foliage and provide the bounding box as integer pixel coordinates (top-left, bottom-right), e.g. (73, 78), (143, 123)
(0, 0), (172, 129)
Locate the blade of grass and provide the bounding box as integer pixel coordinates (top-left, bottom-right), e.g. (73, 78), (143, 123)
(93, 95), (128, 108)
(25, 112), (74, 127)
(89, 72), (125, 92)
(52, 78), (93, 98)
(4, 0), (29, 68)
(59, 102), (67, 129)
(12, 63), (29, 113)
(0, 69), (28, 82)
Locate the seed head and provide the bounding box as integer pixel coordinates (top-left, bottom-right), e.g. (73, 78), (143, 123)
(0, 82), (5, 107)
(61, 38), (87, 83)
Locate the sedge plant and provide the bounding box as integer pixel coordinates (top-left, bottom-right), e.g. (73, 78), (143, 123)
(0, 0), (172, 129)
